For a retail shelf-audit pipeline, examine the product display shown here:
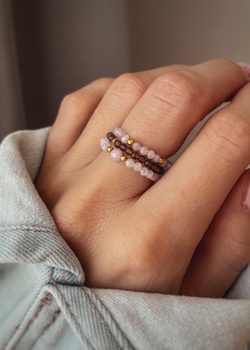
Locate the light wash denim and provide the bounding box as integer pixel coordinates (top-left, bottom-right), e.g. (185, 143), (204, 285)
(0, 129), (250, 350)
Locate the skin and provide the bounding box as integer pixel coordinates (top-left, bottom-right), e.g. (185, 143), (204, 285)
(35, 59), (250, 297)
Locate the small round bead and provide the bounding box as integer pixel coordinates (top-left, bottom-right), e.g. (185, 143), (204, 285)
(140, 146), (148, 156)
(132, 142), (141, 151)
(113, 127), (126, 138)
(120, 143), (127, 151)
(125, 147), (133, 155)
(140, 167), (149, 177)
(107, 132), (116, 142)
(114, 140), (121, 148)
(121, 134), (130, 143)
(158, 158), (164, 164)
(131, 152), (139, 160)
(145, 169), (154, 180)
(153, 154), (161, 163)
(150, 164), (158, 173)
(159, 166), (164, 175)
(125, 159), (134, 168)
(110, 149), (122, 161)
(133, 162), (142, 172)
(161, 159), (168, 167)
(127, 139), (134, 146)
(121, 155), (127, 162)
(107, 146), (113, 153)
(144, 160), (153, 168)
(138, 155), (146, 163)
(152, 173), (160, 182)
(147, 150), (155, 159)
(100, 138), (110, 151)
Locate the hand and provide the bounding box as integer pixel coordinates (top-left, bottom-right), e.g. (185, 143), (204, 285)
(36, 59), (250, 297)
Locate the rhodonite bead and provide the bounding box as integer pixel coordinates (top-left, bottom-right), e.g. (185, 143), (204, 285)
(125, 147), (133, 155)
(131, 152), (139, 160)
(125, 159), (134, 168)
(107, 132), (116, 142)
(114, 140), (121, 148)
(147, 150), (155, 159)
(100, 138), (110, 151)
(146, 169), (154, 180)
(153, 154), (161, 163)
(140, 167), (149, 177)
(132, 142), (141, 151)
(138, 155), (146, 163)
(140, 146), (148, 156)
(113, 127), (126, 138)
(110, 149), (122, 161)
(121, 134), (130, 143)
(133, 162), (142, 172)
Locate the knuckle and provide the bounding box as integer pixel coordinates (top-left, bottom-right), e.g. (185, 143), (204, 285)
(147, 71), (206, 118)
(111, 73), (147, 100)
(60, 92), (83, 113)
(205, 111), (250, 159)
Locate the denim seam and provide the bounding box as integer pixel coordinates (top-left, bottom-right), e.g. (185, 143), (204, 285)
(0, 225), (57, 233)
(30, 308), (61, 349)
(49, 267), (94, 350)
(84, 288), (133, 350)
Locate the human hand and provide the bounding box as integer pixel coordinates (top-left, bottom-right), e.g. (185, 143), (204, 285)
(36, 59), (250, 297)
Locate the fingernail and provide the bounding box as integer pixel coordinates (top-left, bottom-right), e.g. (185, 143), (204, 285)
(242, 173), (250, 214)
(237, 62), (250, 80)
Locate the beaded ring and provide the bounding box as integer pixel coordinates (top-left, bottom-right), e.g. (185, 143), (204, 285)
(100, 127), (170, 182)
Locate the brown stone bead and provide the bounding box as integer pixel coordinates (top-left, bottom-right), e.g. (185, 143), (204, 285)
(120, 143), (127, 151)
(125, 147), (133, 155)
(138, 155), (146, 163)
(144, 160), (152, 168)
(159, 166), (164, 175)
(150, 164), (157, 172)
(114, 140), (121, 148)
(131, 152), (139, 160)
(107, 132), (115, 142)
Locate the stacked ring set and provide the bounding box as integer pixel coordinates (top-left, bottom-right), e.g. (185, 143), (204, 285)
(100, 127), (168, 182)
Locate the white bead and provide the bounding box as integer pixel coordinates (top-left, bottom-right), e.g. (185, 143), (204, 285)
(113, 127), (126, 138)
(100, 138), (110, 151)
(161, 159), (168, 167)
(147, 150), (155, 159)
(125, 159), (134, 168)
(140, 146), (148, 156)
(153, 154), (161, 163)
(133, 163), (142, 172)
(121, 134), (129, 143)
(140, 167), (149, 177)
(110, 149), (122, 161)
(132, 142), (141, 151)
(145, 169), (154, 179)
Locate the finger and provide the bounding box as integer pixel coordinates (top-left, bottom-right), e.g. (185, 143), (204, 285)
(48, 78), (114, 156)
(181, 170), (250, 297)
(70, 65), (187, 163)
(145, 83), (250, 265)
(96, 59), (248, 198)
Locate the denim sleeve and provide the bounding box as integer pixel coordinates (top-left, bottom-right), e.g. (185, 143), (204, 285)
(0, 129), (250, 350)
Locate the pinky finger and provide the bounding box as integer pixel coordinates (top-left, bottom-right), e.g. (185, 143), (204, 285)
(181, 169), (250, 298)
(48, 78), (114, 156)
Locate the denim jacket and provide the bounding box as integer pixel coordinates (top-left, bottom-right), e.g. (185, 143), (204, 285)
(0, 128), (250, 350)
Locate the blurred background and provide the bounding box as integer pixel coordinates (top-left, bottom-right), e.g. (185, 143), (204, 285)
(1, 0), (250, 160)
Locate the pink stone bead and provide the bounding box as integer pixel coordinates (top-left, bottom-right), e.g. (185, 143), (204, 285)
(140, 167), (149, 177)
(153, 154), (161, 163)
(132, 142), (141, 151)
(121, 134), (129, 143)
(146, 169), (154, 179)
(113, 127), (126, 138)
(147, 150), (155, 159)
(110, 149), (122, 161)
(133, 162), (142, 172)
(100, 138), (110, 151)
(125, 159), (134, 168)
(161, 159), (168, 167)
(140, 146), (148, 156)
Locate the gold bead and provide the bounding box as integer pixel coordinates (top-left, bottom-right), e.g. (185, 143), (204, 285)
(112, 138), (117, 143)
(127, 139), (134, 145)
(107, 147), (113, 153)
(158, 158), (163, 164)
(120, 155), (127, 162)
